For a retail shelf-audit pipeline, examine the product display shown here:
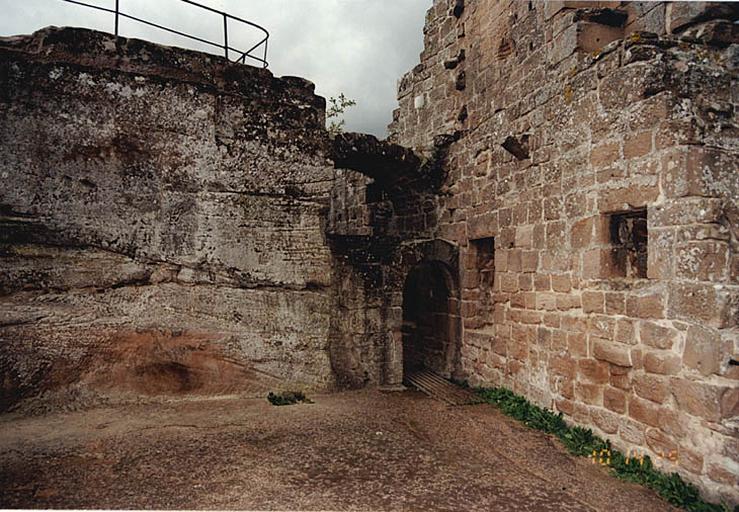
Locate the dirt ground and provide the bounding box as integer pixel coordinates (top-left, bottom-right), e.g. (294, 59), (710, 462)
(0, 389), (677, 511)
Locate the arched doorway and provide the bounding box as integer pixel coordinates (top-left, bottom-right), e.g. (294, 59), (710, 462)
(402, 261), (459, 379)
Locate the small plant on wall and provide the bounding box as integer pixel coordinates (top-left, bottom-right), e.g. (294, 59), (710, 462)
(326, 93), (356, 137)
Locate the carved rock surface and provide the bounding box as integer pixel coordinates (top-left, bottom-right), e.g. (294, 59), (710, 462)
(0, 27), (341, 410)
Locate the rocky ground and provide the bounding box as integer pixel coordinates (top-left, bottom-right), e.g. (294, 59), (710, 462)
(0, 389), (676, 511)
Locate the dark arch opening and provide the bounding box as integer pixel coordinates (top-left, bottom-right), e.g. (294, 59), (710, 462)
(402, 261), (459, 379)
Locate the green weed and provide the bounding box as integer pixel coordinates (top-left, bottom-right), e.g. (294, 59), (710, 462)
(266, 390), (313, 406)
(476, 386), (732, 512)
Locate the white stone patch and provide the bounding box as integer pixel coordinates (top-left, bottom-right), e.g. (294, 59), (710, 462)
(48, 68), (63, 80)
(414, 94), (425, 109)
(103, 82), (146, 98)
(680, 245), (702, 274)
(77, 72), (96, 86)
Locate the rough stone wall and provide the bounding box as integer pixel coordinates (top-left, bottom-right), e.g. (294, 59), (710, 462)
(0, 27), (345, 409)
(327, 132), (462, 388)
(389, 0), (738, 503)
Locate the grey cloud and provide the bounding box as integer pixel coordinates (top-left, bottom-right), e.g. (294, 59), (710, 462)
(0, 0), (431, 137)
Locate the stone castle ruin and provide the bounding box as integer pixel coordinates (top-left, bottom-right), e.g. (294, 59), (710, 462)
(1, 0), (737, 504)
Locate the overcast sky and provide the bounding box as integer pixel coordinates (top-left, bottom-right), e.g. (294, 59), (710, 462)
(0, 0), (430, 137)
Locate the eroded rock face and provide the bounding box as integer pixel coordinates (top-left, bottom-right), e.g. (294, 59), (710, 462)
(0, 27), (433, 411)
(0, 27), (340, 409)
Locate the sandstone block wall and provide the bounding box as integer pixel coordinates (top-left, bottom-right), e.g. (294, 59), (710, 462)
(0, 27), (346, 409)
(389, 0), (738, 503)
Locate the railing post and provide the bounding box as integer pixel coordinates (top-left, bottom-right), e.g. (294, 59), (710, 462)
(223, 14), (228, 60)
(114, 0), (119, 36)
(263, 38), (268, 68)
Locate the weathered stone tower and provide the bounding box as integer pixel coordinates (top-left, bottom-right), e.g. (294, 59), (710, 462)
(385, 0), (739, 503)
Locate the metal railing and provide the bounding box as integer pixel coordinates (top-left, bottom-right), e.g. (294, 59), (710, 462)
(59, 0), (269, 67)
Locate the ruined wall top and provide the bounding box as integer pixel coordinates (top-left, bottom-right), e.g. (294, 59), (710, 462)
(389, 0), (738, 148)
(0, 26), (323, 117)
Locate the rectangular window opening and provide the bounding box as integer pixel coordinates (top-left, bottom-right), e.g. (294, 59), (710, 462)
(609, 209), (648, 279)
(472, 237), (495, 288)
(470, 237), (496, 328)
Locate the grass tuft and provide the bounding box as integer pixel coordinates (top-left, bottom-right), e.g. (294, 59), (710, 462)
(266, 390), (313, 406)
